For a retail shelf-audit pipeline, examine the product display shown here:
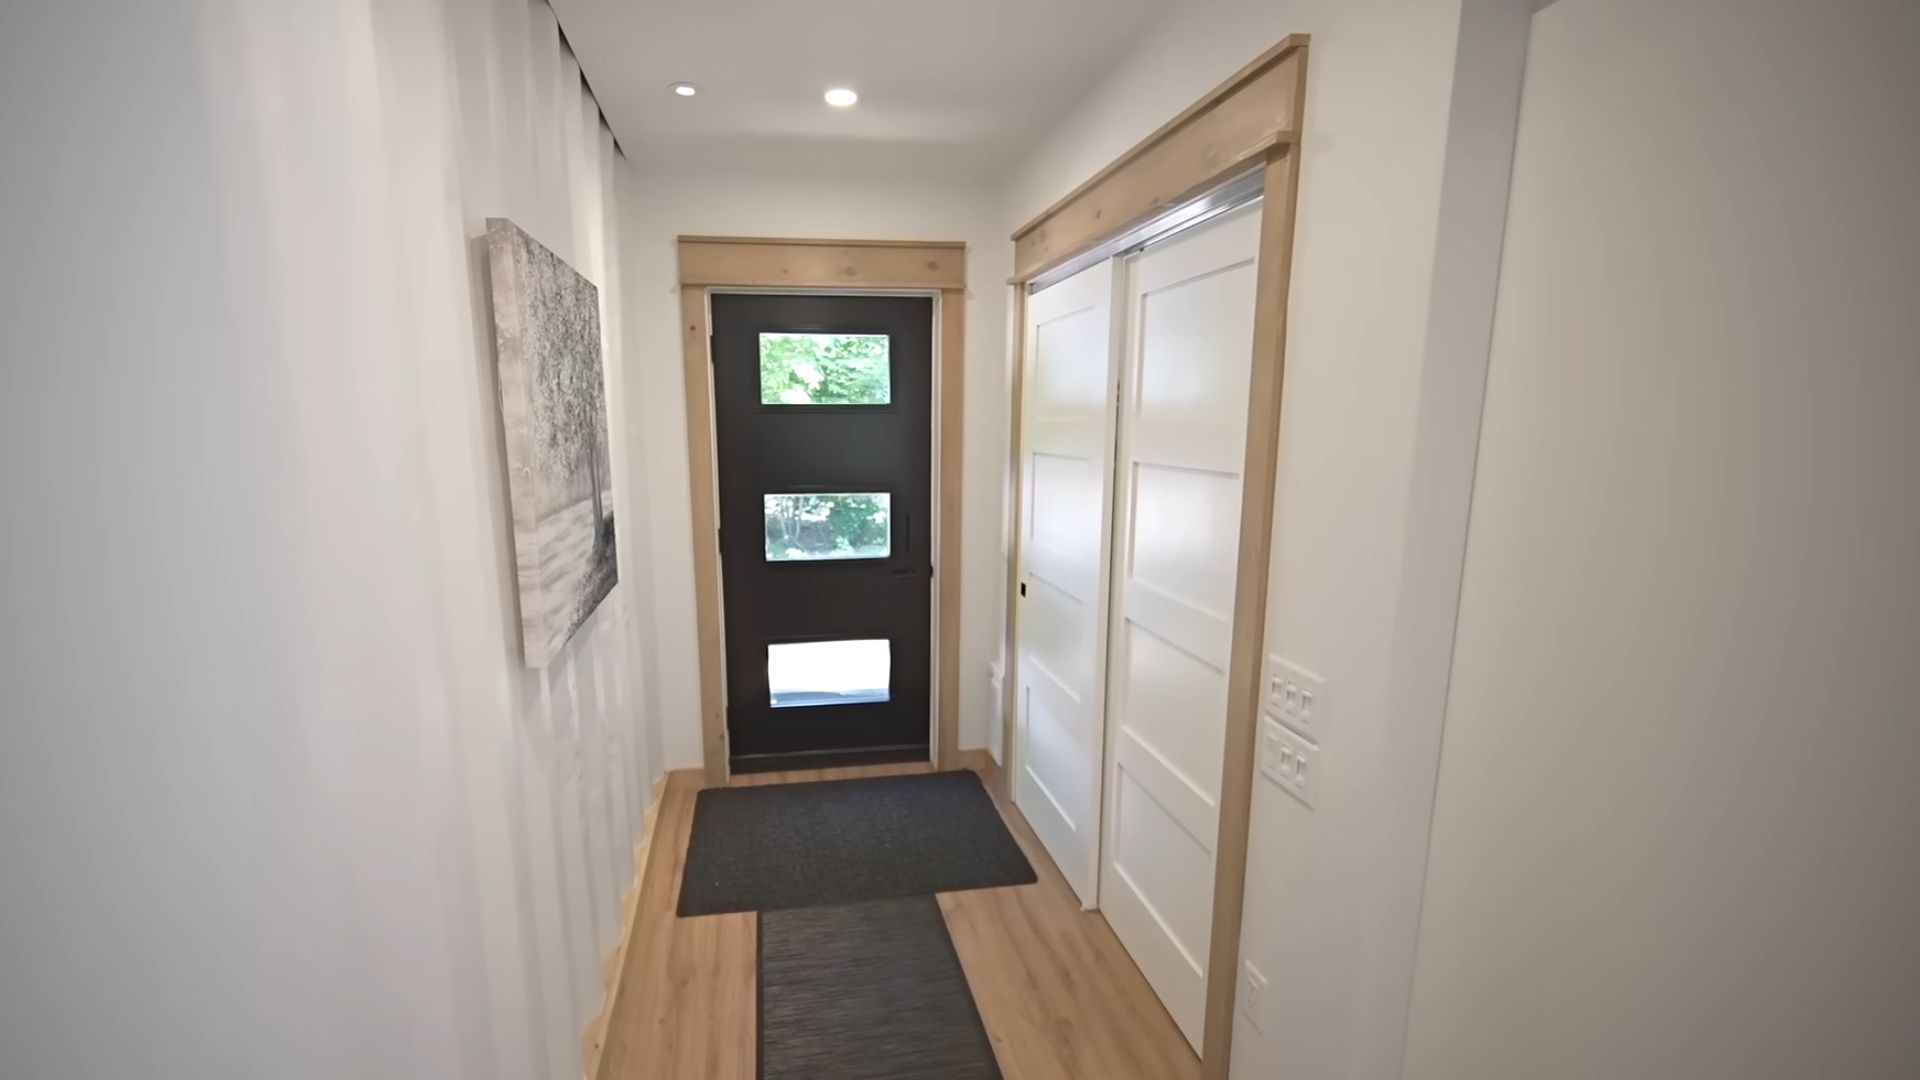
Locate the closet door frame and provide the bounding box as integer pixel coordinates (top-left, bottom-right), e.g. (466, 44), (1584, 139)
(1000, 34), (1310, 1079)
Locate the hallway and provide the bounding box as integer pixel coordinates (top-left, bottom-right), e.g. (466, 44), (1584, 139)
(6, 1), (1920, 1079)
(594, 763), (1198, 1080)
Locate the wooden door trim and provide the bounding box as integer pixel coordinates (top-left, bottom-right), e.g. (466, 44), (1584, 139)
(680, 235), (967, 251)
(677, 239), (969, 787)
(679, 288), (726, 787)
(1200, 136), (1307, 1075)
(679, 236), (967, 290)
(997, 285), (1026, 805)
(1002, 35), (1309, 1080)
(1009, 35), (1308, 283)
(936, 288), (967, 778)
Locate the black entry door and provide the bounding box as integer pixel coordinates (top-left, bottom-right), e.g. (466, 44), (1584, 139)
(711, 293), (934, 769)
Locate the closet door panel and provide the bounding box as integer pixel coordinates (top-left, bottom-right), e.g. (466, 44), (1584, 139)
(1014, 258), (1121, 906)
(1099, 205), (1262, 1050)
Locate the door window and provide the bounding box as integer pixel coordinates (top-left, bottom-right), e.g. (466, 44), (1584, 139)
(759, 332), (891, 405)
(767, 639), (892, 708)
(763, 492), (892, 561)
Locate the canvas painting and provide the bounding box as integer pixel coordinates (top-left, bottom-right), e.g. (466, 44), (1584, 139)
(486, 218), (617, 666)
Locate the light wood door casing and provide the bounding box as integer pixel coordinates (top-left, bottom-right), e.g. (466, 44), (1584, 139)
(1014, 259), (1123, 905)
(1099, 205), (1262, 1049)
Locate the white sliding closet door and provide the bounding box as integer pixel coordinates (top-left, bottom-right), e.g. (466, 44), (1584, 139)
(1099, 205), (1261, 1049)
(1014, 258), (1121, 906)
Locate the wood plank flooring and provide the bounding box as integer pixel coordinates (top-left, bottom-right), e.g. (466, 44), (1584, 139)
(597, 761), (1198, 1080)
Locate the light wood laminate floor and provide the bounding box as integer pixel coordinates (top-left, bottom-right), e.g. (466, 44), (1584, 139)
(597, 761), (1199, 1080)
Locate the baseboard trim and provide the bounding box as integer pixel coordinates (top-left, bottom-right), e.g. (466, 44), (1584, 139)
(955, 747), (996, 782)
(582, 769), (698, 1080)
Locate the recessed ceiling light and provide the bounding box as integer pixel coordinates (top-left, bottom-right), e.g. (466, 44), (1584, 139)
(823, 87), (859, 108)
(670, 82), (698, 97)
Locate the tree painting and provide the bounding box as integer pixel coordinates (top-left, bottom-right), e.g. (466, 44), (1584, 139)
(487, 218), (618, 667)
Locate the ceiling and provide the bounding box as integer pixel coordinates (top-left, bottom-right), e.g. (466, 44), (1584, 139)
(551, 0), (1171, 181)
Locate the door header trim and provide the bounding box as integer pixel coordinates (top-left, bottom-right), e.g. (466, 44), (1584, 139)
(1010, 34), (1308, 284)
(679, 235), (966, 250)
(1027, 166), (1267, 294)
(678, 237), (968, 290)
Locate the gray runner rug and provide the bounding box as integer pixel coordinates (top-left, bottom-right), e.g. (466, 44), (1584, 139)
(759, 895), (1002, 1079)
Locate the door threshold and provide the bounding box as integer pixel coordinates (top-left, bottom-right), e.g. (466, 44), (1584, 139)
(729, 744), (931, 776)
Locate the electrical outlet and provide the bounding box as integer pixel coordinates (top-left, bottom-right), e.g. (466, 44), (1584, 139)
(1265, 655), (1329, 734)
(1261, 717), (1321, 809)
(1241, 960), (1270, 1032)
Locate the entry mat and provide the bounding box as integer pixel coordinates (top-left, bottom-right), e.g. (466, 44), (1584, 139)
(677, 770), (1036, 916)
(760, 895), (1003, 1080)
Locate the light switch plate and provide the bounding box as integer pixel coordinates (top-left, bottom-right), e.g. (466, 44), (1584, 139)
(1266, 655), (1329, 734)
(1261, 717), (1284, 777)
(1261, 717), (1321, 809)
(1241, 960), (1270, 1031)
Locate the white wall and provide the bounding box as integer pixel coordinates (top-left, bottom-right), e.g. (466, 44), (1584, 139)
(1403, 1), (1920, 1076)
(621, 168), (1010, 769)
(0, 3), (658, 1078)
(1002, 1), (1533, 1077)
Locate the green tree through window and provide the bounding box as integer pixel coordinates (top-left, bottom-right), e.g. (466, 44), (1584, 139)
(764, 493), (891, 561)
(759, 333), (890, 405)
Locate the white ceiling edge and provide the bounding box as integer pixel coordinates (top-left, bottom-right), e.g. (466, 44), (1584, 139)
(550, 0), (1172, 187)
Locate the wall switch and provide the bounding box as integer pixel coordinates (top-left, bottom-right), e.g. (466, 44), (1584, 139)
(1241, 960), (1270, 1031)
(1261, 717), (1321, 809)
(1265, 655), (1329, 734)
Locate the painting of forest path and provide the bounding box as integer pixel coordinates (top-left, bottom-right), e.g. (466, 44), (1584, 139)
(487, 218), (617, 667)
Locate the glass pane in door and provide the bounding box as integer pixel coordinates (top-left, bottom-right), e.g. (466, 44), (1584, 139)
(768, 639), (891, 708)
(763, 492), (891, 561)
(759, 333), (891, 405)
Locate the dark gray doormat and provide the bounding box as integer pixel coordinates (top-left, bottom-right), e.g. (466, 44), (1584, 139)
(677, 770), (1036, 916)
(760, 895), (1003, 1079)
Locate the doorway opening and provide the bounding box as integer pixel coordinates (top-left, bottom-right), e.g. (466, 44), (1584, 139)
(710, 293), (935, 772)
